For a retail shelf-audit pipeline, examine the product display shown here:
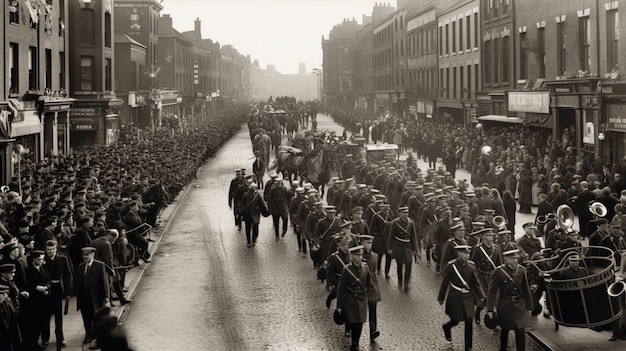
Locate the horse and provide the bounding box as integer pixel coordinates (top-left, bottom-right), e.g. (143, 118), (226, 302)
(285, 118), (298, 140)
(253, 132), (271, 167)
(142, 182), (169, 227)
(301, 147), (332, 197)
(272, 145), (304, 184)
(270, 127), (282, 152)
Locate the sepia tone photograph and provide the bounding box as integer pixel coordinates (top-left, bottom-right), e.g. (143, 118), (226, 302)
(1, 0), (626, 350)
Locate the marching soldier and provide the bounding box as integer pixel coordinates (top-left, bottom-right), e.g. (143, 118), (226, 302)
(516, 223), (543, 260)
(289, 187), (307, 256)
(325, 233), (352, 310)
(439, 221), (468, 272)
(487, 249), (533, 351)
(304, 201), (325, 267)
(431, 207), (454, 275)
(369, 203), (392, 278)
(326, 177), (340, 206)
(314, 206), (342, 264)
(418, 193), (438, 268)
(470, 229), (501, 325)
(387, 206), (418, 292)
(438, 245), (485, 351)
(360, 235), (381, 342)
(267, 177), (290, 241)
(228, 169), (245, 230)
(350, 207), (370, 237)
(336, 245), (375, 351)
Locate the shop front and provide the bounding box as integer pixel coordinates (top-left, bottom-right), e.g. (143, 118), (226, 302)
(599, 81), (626, 162)
(545, 78), (601, 155)
(436, 99), (464, 124)
(39, 97), (75, 157)
(0, 104), (15, 185)
(70, 95), (122, 147)
(375, 93), (391, 115)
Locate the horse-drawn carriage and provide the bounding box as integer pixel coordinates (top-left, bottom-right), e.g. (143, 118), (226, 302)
(366, 143), (398, 164)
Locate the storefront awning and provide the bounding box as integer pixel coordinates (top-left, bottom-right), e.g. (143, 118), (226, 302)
(11, 110), (42, 137)
(477, 115), (525, 124)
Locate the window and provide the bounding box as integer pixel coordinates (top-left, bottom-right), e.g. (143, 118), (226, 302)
(105, 58), (112, 91)
(459, 18), (464, 51)
(440, 68), (444, 97)
(475, 64), (479, 95)
(439, 26), (443, 55)
(80, 56), (95, 91)
(474, 13), (479, 48)
(538, 27), (546, 77)
(105, 13), (112, 48)
(460, 66), (465, 99)
(467, 64), (472, 98)
(466, 15), (471, 50)
(484, 40), (491, 84)
(29, 47), (37, 90)
(59, 0), (65, 36)
(607, 10), (619, 71)
(446, 67), (450, 98)
(557, 21), (566, 75)
(519, 32), (527, 79)
(45, 49), (52, 89)
(452, 21), (456, 53)
(494, 38), (500, 83)
(579, 16), (591, 72)
(59, 52), (65, 89)
(453, 67), (457, 98)
(9, 43), (19, 94)
(445, 24), (449, 54)
(502, 35), (509, 83)
(9, 0), (20, 24)
(80, 9), (95, 45)
(130, 13), (140, 31)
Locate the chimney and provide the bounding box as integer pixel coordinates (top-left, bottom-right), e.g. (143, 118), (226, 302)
(195, 17), (201, 35)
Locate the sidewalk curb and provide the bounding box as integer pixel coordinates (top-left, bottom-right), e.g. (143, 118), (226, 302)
(114, 179), (195, 322)
(528, 329), (562, 351)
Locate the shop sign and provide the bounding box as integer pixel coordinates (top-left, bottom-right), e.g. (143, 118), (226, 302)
(469, 108), (477, 123)
(43, 104), (72, 113)
(606, 104), (626, 132)
(416, 101), (425, 113)
(425, 103), (433, 114)
(508, 92), (549, 113)
(598, 82), (626, 97)
(70, 117), (97, 131)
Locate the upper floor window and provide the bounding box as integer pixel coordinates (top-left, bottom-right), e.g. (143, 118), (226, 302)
(9, 0), (20, 24)
(607, 10), (619, 72)
(579, 16), (591, 72)
(105, 13), (112, 48)
(80, 9), (96, 45)
(80, 56), (95, 91)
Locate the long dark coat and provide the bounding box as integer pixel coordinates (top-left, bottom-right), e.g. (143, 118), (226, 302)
(337, 262), (374, 324)
(74, 259), (110, 313)
(437, 258), (485, 321)
(369, 212), (390, 255)
(363, 250), (382, 302)
(388, 217), (417, 264)
(487, 264), (533, 330)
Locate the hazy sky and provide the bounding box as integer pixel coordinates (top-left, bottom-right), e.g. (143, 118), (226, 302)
(162, 0), (394, 74)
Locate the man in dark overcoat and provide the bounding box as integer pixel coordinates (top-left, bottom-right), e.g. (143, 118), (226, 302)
(74, 247), (110, 345)
(387, 206), (418, 292)
(267, 178), (290, 240)
(487, 249), (533, 351)
(43, 240), (73, 348)
(336, 245), (374, 351)
(369, 204), (391, 278)
(361, 235), (381, 341)
(470, 229), (501, 325)
(438, 245), (485, 351)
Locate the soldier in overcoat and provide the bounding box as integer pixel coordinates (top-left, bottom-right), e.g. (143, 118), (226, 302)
(438, 245), (485, 351)
(470, 229), (501, 324)
(360, 235), (381, 341)
(325, 233), (352, 310)
(387, 206), (418, 291)
(267, 178), (290, 240)
(369, 204), (391, 278)
(336, 245), (375, 351)
(487, 249), (533, 351)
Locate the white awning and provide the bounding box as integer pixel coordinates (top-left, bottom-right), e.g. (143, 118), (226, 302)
(11, 110), (42, 137)
(477, 115), (525, 124)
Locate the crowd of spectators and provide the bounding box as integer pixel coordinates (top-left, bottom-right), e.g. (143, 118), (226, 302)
(0, 104), (249, 350)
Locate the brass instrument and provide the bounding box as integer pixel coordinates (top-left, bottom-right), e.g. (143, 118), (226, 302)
(556, 205), (575, 231)
(536, 212), (556, 225)
(589, 202), (608, 218)
(493, 215), (507, 230)
(607, 280), (626, 297)
(0, 185), (9, 193)
(480, 145), (492, 157)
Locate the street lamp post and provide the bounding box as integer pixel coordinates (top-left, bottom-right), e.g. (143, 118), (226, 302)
(148, 65), (161, 130)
